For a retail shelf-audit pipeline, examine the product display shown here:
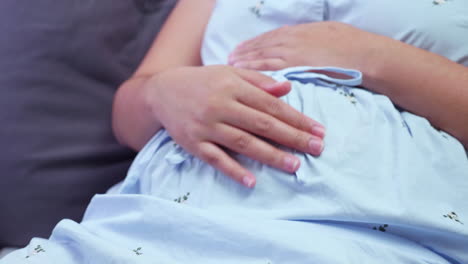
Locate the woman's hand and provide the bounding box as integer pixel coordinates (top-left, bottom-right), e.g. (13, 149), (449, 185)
(228, 21), (374, 72)
(144, 65), (326, 188)
(228, 21), (468, 148)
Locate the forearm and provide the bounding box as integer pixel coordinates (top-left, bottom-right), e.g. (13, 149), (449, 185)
(111, 0), (215, 151)
(112, 75), (162, 151)
(361, 35), (468, 147)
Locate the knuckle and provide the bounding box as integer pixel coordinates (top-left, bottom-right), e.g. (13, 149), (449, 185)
(214, 73), (236, 89)
(259, 60), (270, 69)
(265, 99), (283, 116)
(255, 116), (274, 134)
(199, 148), (222, 167)
(293, 131), (307, 149)
(224, 163), (241, 179)
(218, 79), (236, 91)
(263, 60), (276, 70)
(277, 59), (287, 70)
(205, 99), (222, 113)
(196, 102), (218, 124)
(295, 114), (308, 131)
(257, 49), (267, 58)
(265, 149), (283, 166)
(234, 134), (252, 151)
(177, 120), (200, 142)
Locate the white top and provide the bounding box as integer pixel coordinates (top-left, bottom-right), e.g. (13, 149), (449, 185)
(202, 0), (468, 66)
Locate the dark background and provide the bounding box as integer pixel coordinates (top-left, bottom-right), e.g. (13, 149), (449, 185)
(0, 0), (175, 247)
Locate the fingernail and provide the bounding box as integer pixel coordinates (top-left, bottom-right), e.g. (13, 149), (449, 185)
(309, 138), (324, 155)
(284, 155), (300, 172)
(311, 125), (326, 139)
(242, 175), (256, 188)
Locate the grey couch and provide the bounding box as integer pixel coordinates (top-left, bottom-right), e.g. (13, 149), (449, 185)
(0, 0), (175, 248)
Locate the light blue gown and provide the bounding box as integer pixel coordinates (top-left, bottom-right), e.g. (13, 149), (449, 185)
(2, 0), (468, 263)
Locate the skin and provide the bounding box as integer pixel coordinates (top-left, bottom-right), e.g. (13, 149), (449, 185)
(113, 0), (468, 188)
(112, 0), (325, 188)
(228, 22), (468, 148)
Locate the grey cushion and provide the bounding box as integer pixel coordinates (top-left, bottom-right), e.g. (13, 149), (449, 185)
(0, 0), (175, 247)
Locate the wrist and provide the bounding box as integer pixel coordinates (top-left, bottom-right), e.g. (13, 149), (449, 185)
(113, 74), (163, 151)
(355, 33), (390, 92)
(141, 73), (164, 131)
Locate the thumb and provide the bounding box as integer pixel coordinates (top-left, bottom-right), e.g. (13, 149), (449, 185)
(233, 68), (291, 97)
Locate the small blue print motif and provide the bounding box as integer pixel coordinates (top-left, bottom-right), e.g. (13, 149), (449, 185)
(433, 0), (448, 5)
(174, 192), (190, 203)
(250, 0), (265, 17)
(133, 247), (143, 256)
(444, 212), (464, 225)
(338, 87), (357, 105)
(25, 245), (45, 258)
(373, 224), (389, 232)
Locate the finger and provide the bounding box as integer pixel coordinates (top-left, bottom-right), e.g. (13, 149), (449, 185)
(261, 81), (291, 97)
(234, 30), (284, 53)
(236, 85), (326, 138)
(232, 67), (291, 97)
(225, 103), (324, 155)
(197, 141), (256, 188)
(228, 46), (285, 65)
(232, 58), (287, 72)
(212, 123), (302, 173)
